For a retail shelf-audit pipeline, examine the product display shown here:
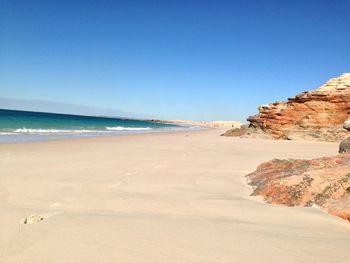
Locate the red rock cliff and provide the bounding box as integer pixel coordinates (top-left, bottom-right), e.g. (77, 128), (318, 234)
(247, 73), (350, 141)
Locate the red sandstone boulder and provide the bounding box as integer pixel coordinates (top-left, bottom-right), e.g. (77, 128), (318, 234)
(247, 154), (350, 222)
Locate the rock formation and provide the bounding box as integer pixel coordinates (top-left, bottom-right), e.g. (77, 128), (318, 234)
(247, 154), (350, 222)
(343, 117), (350, 131)
(226, 73), (350, 142)
(339, 137), (350, 153)
(221, 125), (248, 136)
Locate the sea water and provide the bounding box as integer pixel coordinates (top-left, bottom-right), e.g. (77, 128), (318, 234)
(0, 109), (194, 143)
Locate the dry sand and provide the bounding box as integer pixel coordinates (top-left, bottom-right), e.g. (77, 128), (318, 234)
(0, 128), (349, 262)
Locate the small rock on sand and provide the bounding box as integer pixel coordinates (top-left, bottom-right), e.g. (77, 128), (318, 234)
(21, 215), (44, 225)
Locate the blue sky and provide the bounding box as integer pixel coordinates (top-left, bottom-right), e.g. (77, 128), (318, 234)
(1, 0), (349, 121)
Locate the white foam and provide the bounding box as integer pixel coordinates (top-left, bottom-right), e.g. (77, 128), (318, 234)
(2, 127), (153, 135)
(0, 125), (196, 143)
(13, 128), (105, 134)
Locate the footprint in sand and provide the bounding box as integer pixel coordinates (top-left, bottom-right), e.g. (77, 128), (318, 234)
(49, 198), (75, 209)
(108, 181), (122, 188)
(49, 202), (62, 208)
(42, 211), (61, 218)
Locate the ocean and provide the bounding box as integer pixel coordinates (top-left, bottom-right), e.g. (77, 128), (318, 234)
(0, 109), (192, 143)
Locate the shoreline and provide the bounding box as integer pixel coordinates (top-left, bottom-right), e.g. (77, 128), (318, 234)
(0, 125), (206, 144)
(1, 128), (349, 262)
(1, 108), (207, 144)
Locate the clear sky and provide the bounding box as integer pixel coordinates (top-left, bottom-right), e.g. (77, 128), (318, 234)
(1, 0), (349, 121)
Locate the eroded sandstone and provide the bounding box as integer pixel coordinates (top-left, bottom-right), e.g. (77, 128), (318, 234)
(227, 73), (350, 142)
(246, 154), (350, 221)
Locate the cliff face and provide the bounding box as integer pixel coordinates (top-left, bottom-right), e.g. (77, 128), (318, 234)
(247, 73), (350, 141)
(247, 154), (350, 222)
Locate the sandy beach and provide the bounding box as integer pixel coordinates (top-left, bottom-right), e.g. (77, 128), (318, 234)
(1, 128), (349, 263)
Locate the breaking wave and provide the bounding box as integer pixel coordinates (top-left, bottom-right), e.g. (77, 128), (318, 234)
(5, 127), (153, 134)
